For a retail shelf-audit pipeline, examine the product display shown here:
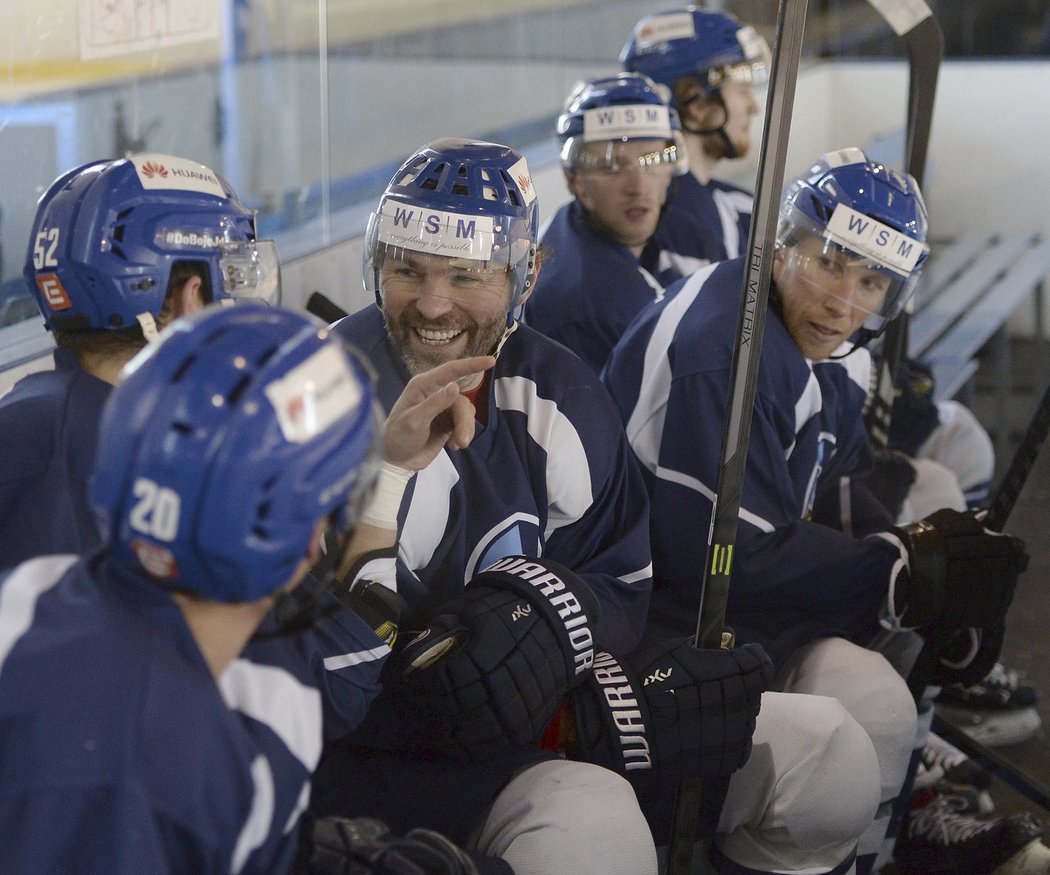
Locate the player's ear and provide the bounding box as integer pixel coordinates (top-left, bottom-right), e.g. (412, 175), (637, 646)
(566, 169), (584, 200)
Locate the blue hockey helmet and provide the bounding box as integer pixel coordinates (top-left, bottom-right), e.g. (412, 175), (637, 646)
(24, 153), (280, 338)
(363, 138), (539, 325)
(556, 73), (688, 177)
(777, 147), (930, 338)
(91, 303), (380, 603)
(620, 7), (770, 99)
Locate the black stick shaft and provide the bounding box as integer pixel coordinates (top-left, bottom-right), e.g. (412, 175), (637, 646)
(863, 2), (943, 447)
(693, 0), (809, 651)
(666, 1), (809, 870)
(985, 377), (1050, 531)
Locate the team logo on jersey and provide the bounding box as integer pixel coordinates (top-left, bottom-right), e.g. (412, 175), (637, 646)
(470, 515), (539, 579)
(35, 273), (72, 310)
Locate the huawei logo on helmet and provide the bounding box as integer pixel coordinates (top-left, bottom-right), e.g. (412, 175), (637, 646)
(141, 161), (169, 179)
(517, 173), (533, 199)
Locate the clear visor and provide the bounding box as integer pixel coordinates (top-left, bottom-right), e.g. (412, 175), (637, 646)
(370, 246), (514, 318)
(779, 226), (917, 332)
(220, 239), (281, 306)
(709, 60), (769, 90)
(561, 133), (688, 177)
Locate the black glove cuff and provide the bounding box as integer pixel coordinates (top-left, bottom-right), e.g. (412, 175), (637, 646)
(891, 518), (947, 626)
(571, 651), (656, 794)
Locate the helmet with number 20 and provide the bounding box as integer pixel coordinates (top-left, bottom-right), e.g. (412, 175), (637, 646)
(91, 304), (380, 603)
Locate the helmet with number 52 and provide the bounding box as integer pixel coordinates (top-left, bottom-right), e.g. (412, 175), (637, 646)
(24, 153), (280, 341)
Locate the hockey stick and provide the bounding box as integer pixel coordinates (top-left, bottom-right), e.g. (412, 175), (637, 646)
(917, 378), (1050, 810)
(862, 0), (943, 447)
(667, 1), (809, 871)
(692, 0), (809, 651)
(306, 290), (350, 324)
(984, 375), (1050, 531)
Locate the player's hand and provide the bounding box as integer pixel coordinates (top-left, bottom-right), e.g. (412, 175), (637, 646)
(305, 816), (480, 874)
(570, 638), (771, 785)
(398, 556), (600, 761)
(384, 355), (494, 470)
(890, 507), (1029, 629)
(567, 638), (771, 841)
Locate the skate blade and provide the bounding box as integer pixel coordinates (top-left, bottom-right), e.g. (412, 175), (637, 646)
(992, 839), (1050, 874)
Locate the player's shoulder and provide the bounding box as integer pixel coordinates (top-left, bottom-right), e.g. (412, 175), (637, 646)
(506, 323), (602, 382)
(710, 177), (753, 198)
(331, 304), (384, 346)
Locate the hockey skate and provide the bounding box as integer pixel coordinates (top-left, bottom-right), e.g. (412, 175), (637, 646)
(937, 662), (1042, 748)
(915, 731), (995, 815)
(893, 788), (1050, 874)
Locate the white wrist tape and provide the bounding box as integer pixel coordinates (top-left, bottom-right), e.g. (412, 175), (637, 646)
(360, 461), (414, 530)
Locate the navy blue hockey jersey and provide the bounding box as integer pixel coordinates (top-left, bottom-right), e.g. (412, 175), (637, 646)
(0, 554), (319, 875)
(333, 306), (653, 657)
(525, 201), (678, 374)
(603, 258), (903, 666)
(652, 173), (754, 268)
(0, 348), (108, 571)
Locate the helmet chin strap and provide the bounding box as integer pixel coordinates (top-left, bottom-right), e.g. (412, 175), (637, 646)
(493, 320), (519, 360)
(681, 92), (738, 160)
(828, 327), (880, 360)
(251, 559), (344, 641)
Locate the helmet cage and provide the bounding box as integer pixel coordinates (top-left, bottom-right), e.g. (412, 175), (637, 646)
(364, 139), (538, 324)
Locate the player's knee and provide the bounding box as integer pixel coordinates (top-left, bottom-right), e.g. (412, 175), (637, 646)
(477, 759), (657, 875)
(782, 696), (882, 850)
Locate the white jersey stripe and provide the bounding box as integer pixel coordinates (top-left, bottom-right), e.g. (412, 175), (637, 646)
(230, 754), (275, 875)
(496, 374), (594, 538)
(322, 644), (391, 672)
(0, 555), (77, 677)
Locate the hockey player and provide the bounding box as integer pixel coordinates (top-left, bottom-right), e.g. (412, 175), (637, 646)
(603, 147), (1039, 874)
(316, 137), (924, 875)
(0, 153), (279, 572)
(621, 5), (770, 267)
(523, 72), (706, 373)
(0, 303), (382, 874)
(624, 2), (1034, 775)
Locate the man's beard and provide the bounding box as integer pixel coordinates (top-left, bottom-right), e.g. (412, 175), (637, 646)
(385, 306), (507, 377)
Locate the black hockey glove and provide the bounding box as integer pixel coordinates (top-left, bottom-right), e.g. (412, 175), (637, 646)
(568, 638), (772, 837)
(398, 556), (600, 761)
(890, 508), (1029, 629)
(305, 816), (483, 875)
